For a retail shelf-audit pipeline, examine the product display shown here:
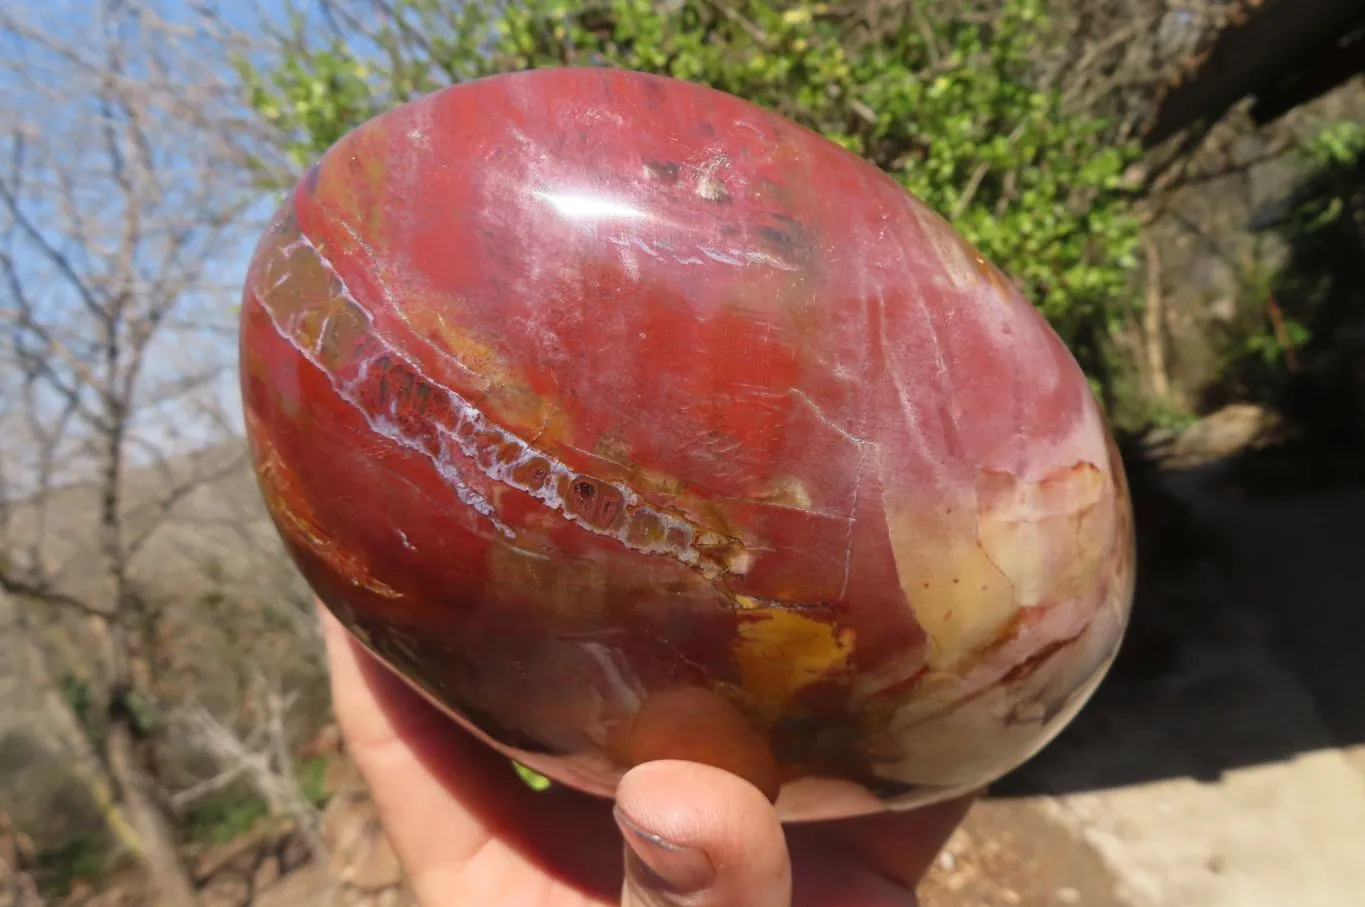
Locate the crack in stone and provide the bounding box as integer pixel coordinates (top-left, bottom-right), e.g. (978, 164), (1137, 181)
(257, 222), (752, 581)
(841, 457), (863, 599)
(788, 388), (871, 448)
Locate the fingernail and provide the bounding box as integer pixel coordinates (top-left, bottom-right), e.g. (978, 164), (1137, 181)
(614, 805), (715, 897)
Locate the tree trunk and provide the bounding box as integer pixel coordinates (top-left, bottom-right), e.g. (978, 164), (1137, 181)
(1142, 236), (1171, 401)
(104, 714), (201, 907)
(86, 609), (200, 907)
(36, 668), (143, 855)
(9, 602), (200, 905)
(3, 596), (143, 856)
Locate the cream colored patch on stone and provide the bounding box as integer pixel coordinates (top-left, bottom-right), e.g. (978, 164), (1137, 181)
(876, 619), (1116, 788)
(887, 508), (1019, 669)
(877, 684), (1041, 787)
(757, 475), (814, 510)
(976, 466), (1111, 608)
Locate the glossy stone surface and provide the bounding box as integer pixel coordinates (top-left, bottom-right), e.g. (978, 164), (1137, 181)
(239, 67), (1135, 821)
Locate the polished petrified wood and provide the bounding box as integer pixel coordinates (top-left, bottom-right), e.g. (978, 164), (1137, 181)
(239, 67), (1134, 822)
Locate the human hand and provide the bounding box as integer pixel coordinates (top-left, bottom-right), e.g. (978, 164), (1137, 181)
(320, 606), (974, 907)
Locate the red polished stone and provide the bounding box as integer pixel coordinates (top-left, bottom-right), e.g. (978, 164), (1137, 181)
(238, 67), (1135, 821)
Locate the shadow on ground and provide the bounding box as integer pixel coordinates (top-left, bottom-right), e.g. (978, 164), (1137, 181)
(998, 132), (1365, 800)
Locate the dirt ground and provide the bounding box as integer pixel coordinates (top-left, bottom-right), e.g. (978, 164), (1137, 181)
(54, 780), (1123, 907)
(222, 798), (1129, 907)
(918, 799), (1125, 907)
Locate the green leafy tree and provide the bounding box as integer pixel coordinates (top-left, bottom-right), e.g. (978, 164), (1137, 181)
(1212, 119), (1365, 436)
(239, 0), (1141, 382)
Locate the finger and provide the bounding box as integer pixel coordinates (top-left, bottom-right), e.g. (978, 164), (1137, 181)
(319, 604), (621, 903)
(609, 686), (781, 801)
(320, 605), (496, 896)
(614, 760), (791, 907)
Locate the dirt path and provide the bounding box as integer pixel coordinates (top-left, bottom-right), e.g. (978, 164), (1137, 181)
(919, 799), (1126, 907)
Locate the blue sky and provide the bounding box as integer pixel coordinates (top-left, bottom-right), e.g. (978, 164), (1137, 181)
(0, 0), (329, 474)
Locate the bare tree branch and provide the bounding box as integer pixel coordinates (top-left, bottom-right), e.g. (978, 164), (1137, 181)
(0, 4), (292, 903)
(173, 674), (328, 862)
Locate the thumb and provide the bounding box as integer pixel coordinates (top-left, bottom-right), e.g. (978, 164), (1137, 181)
(615, 760), (791, 907)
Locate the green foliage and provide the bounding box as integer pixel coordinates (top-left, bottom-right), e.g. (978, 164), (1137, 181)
(54, 673), (166, 752)
(120, 686), (165, 739)
(34, 834), (112, 898)
(239, 40), (379, 172)
(512, 760), (553, 791)
(296, 753), (334, 808)
(180, 782), (271, 845)
(1207, 119), (1365, 428)
(1305, 120), (1365, 167)
(179, 751), (337, 845)
(58, 675), (98, 736)
(240, 0), (1141, 377)
(1291, 121), (1365, 240)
